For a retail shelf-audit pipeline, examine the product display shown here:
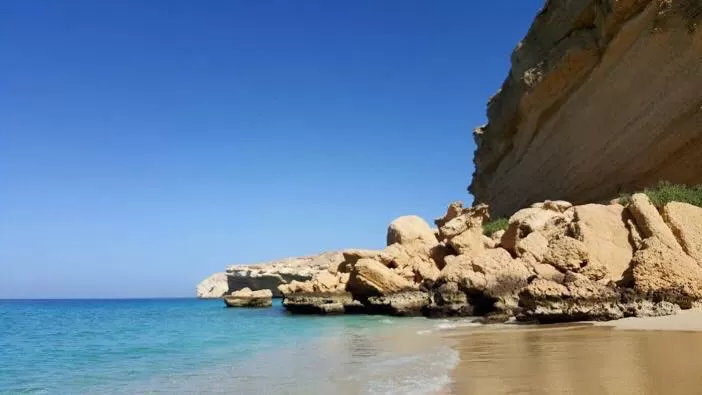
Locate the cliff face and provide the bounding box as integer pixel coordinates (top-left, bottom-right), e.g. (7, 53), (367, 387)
(471, 0), (702, 216)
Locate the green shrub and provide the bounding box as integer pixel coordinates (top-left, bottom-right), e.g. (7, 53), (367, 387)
(483, 217), (509, 236)
(617, 181), (702, 208)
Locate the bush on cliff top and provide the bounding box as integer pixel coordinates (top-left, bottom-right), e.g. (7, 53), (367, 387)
(483, 217), (508, 236)
(618, 181), (702, 208)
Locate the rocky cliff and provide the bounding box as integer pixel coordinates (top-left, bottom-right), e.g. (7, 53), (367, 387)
(471, 0), (702, 216)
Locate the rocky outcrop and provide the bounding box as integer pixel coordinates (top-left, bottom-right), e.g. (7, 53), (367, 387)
(629, 193), (683, 252)
(196, 251), (344, 298)
(196, 273), (229, 299)
(282, 292), (365, 315)
(203, 194), (702, 322)
(571, 204), (633, 282)
(223, 288), (273, 308)
(519, 273), (679, 323)
(631, 237), (702, 308)
(471, 0), (702, 216)
(347, 258), (416, 297)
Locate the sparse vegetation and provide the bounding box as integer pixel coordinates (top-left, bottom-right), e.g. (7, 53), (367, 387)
(618, 181), (702, 208)
(483, 217), (509, 236)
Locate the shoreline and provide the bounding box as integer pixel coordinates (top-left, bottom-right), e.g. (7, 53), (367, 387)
(442, 309), (702, 394)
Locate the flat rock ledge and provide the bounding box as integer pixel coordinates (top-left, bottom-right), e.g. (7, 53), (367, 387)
(223, 288), (273, 308)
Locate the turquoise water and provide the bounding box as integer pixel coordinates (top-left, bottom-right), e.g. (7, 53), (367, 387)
(0, 299), (458, 394)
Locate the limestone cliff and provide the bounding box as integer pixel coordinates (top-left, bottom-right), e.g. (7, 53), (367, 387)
(471, 0), (702, 216)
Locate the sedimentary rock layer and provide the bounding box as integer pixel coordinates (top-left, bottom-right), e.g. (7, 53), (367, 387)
(471, 0), (702, 216)
(195, 251), (344, 298)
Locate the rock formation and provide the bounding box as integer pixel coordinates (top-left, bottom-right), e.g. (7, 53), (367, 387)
(470, 0), (702, 216)
(274, 195), (702, 323)
(223, 288), (273, 308)
(196, 251), (344, 298)
(196, 272), (229, 299)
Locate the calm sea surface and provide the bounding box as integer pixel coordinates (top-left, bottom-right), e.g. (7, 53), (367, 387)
(0, 298), (457, 394)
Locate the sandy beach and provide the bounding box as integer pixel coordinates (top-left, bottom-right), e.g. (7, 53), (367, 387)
(444, 310), (702, 394)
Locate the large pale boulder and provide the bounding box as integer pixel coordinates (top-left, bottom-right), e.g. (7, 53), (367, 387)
(500, 207), (570, 254)
(571, 204), (633, 281)
(387, 215), (438, 247)
(437, 255), (473, 284)
(347, 258), (416, 297)
(448, 229), (485, 257)
(277, 280), (314, 295)
(468, 248), (531, 311)
(516, 231), (548, 261)
(631, 237), (702, 308)
(437, 204), (489, 240)
(628, 193), (682, 252)
(543, 236), (589, 273)
(224, 288), (273, 308)
(196, 272), (229, 298)
(663, 202), (702, 263)
(434, 201), (465, 229)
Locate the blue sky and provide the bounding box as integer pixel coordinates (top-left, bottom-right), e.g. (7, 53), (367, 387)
(0, 0), (544, 298)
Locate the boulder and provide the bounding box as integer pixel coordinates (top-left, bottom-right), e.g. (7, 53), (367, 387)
(628, 193), (682, 252)
(662, 202), (702, 263)
(437, 204), (489, 240)
(196, 272), (229, 298)
(631, 237), (702, 308)
(448, 229), (485, 256)
(467, 248), (531, 312)
(223, 288), (273, 308)
(530, 261), (565, 283)
(516, 231), (548, 261)
(500, 207), (570, 254)
(571, 204), (633, 281)
(543, 236), (589, 273)
(387, 215), (438, 247)
(435, 201), (465, 229)
(346, 258), (416, 297)
(433, 249), (530, 316)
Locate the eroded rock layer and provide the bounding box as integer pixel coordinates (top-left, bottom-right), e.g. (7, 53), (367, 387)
(470, 0), (702, 216)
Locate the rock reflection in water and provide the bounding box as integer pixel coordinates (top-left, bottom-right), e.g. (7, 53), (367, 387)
(450, 326), (702, 395)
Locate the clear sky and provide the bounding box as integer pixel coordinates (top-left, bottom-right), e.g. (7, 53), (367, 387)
(0, 0), (544, 298)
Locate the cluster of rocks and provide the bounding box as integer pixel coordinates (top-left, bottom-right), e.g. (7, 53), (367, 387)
(277, 194), (702, 322)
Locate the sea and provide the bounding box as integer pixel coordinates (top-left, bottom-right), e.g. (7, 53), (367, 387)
(0, 298), (463, 394)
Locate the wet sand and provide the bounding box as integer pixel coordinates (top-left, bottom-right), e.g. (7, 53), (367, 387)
(444, 312), (702, 394)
